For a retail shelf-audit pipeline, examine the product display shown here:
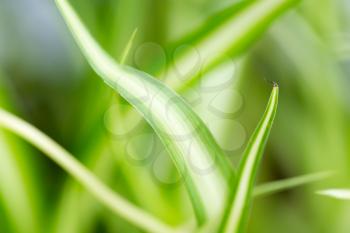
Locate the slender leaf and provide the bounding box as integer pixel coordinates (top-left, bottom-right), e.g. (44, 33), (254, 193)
(317, 189), (350, 200)
(162, 172), (331, 232)
(218, 85), (278, 233)
(52, 24), (188, 232)
(55, 0), (233, 224)
(254, 171), (332, 197)
(104, 0), (299, 142)
(163, 0), (300, 91)
(120, 28), (138, 64)
(50, 144), (114, 233)
(0, 74), (41, 233)
(0, 108), (177, 233)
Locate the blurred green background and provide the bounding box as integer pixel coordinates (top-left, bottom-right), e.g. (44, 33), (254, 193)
(1, 0), (350, 232)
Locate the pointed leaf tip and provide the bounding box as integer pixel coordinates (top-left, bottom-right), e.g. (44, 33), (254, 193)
(218, 86), (278, 233)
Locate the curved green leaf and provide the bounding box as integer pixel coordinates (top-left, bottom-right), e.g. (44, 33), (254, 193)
(218, 85), (278, 233)
(0, 108), (177, 233)
(163, 0), (300, 92)
(0, 74), (41, 233)
(55, 0), (233, 224)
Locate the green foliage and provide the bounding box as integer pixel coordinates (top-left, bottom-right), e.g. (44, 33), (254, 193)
(163, 0), (301, 91)
(0, 108), (176, 233)
(0, 74), (41, 233)
(218, 85), (278, 233)
(1, 0), (347, 233)
(55, 0), (233, 224)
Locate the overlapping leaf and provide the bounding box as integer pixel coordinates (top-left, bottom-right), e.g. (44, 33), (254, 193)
(55, 0), (233, 224)
(163, 0), (300, 91)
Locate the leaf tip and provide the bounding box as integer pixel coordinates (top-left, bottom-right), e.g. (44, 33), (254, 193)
(316, 189), (350, 200)
(272, 81), (279, 88)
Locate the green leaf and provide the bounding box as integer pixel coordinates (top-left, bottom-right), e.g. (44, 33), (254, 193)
(120, 28), (138, 64)
(317, 189), (350, 200)
(163, 0), (300, 92)
(55, 0), (233, 224)
(0, 108), (177, 233)
(0, 74), (41, 233)
(254, 171), (333, 197)
(218, 85), (278, 233)
(0, 132), (40, 233)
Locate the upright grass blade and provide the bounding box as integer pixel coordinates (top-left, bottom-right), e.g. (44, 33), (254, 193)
(55, 0), (233, 224)
(218, 85), (278, 233)
(163, 0), (300, 92)
(174, 171), (331, 233)
(317, 189), (350, 200)
(120, 28), (138, 64)
(0, 108), (177, 233)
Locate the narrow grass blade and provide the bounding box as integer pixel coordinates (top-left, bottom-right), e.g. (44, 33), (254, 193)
(0, 133), (40, 233)
(51, 145), (113, 233)
(0, 75), (41, 233)
(254, 171), (332, 197)
(0, 108), (177, 233)
(55, 0), (233, 224)
(317, 189), (350, 200)
(164, 0), (300, 91)
(218, 85), (278, 233)
(120, 28), (138, 64)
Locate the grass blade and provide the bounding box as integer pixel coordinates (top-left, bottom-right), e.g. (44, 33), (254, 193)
(0, 74), (41, 233)
(55, 0), (233, 224)
(0, 108), (177, 233)
(317, 189), (350, 200)
(218, 85), (278, 233)
(164, 0), (300, 91)
(254, 171), (332, 197)
(120, 28), (138, 64)
(0, 133), (40, 233)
